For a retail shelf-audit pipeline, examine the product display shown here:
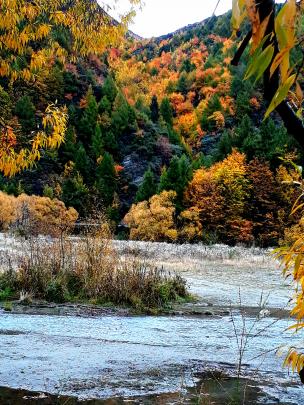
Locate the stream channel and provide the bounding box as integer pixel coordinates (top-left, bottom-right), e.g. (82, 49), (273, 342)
(0, 238), (303, 404)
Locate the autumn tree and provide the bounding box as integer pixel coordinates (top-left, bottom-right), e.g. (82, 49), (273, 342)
(0, 190), (78, 235)
(0, 192), (16, 230)
(274, 172), (304, 378)
(0, 0), (140, 176)
(124, 191), (178, 242)
(247, 158), (280, 246)
(232, 0), (304, 376)
(184, 150), (252, 244)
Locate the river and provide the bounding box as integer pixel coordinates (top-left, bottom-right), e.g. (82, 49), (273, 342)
(0, 238), (303, 403)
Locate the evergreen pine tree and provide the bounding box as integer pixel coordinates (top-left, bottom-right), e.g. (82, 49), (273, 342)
(176, 72), (189, 96)
(158, 155), (192, 209)
(178, 154), (192, 196)
(78, 87), (98, 142)
(96, 152), (117, 207)
(158, 156), (180, 193)
(62, 173), (89, 218)
(99, 95), (111, 114)
(61, 126), (76, 162)
(91, 125), (104, 159)
(135, 167), (157, 202)
(15, 96), (36, 134)
(112, 92), (136, 137)
(207, 94), (222, 114)
(75, 143), (92, 182)
(160, 98), (173, 127)
(150, 95), (159, 123)
(102, 75), (118, 104)
(235, 115), (255, 147)
(0, 86), (12, 121)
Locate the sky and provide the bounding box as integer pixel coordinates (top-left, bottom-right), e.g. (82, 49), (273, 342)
(103, 0), (284, 39)
(106, 0), (232, 38)
(128, 0), (232, 38)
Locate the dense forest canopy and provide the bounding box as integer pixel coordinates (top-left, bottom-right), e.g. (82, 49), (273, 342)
(1, 0), (304, 380)
(0, 0), (303, 249)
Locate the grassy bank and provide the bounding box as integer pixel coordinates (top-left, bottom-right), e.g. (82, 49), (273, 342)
(0, 223), (189, 313)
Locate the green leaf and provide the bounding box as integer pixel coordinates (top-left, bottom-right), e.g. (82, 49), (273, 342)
(275, 3), (288, 49)
(264, 74), (296, 119)
(245, 44), (274, 82)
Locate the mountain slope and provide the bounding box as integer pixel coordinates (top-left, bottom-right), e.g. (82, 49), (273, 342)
(0, 9), (301, 246)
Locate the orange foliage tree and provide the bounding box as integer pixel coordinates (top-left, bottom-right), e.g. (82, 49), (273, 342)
(184, 150), (252, 244)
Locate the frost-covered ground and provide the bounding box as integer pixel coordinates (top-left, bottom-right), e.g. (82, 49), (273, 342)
(114, 239), (291, 309)
(0, 235), (302, 404)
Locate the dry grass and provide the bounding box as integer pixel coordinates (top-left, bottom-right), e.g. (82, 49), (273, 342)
(0, 219), (188, 311)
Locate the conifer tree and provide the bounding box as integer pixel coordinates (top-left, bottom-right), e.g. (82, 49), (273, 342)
(0, 86), (12, 121)
(102, 76), (118, 104)
(150, 95), (159, 123)
(160, 98), (173, 127)
(99, 96), (112, 114)
(91, 125), (104, 159)
(62, 173), (89, 219)
(112, 92), (136, 136)
(158, 155), (192, 209)
(78, 88), (98, 142)
(178, 154), (193, 195)
(96, 152), (117, 207)
(15, 96), (36, 135)
(176, 72), (189, 96)
(75, 143), (91, 182)
(158, 156), (180, 194)
(135, 167), (157, 203)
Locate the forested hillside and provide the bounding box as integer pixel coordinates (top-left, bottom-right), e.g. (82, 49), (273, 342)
(0, 9), (302, 246)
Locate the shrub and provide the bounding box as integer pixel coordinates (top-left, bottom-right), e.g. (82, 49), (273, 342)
(46, 280), (67, 304)
(0, 287), (13, 301)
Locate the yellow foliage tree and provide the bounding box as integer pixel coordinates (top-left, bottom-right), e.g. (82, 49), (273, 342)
(0, 0), (139, 176)
(178, 207), (203, 242)
(124, 191), (178, 242)
(0, 191), (78, 236)
(0, 192), (17, 230)
(183, 150), (252, 244)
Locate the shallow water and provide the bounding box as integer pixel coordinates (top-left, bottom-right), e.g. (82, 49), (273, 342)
(0, 238), (303, 403)
(0, 311), (302, 402)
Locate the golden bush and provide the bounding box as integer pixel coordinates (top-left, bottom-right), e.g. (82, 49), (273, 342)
(0, 191), (17, 230)
(124, 191), (178, 242)
(0, 191), (78, 235)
